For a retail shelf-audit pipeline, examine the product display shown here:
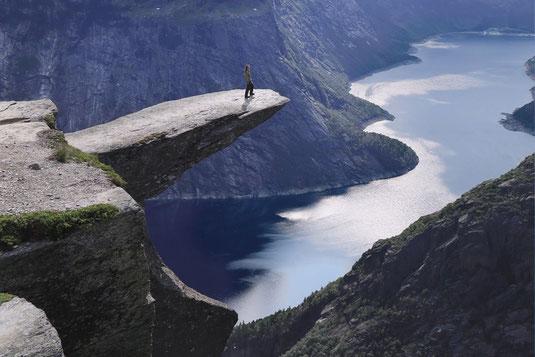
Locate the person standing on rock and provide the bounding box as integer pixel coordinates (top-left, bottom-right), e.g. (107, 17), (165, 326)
(244, 64), (255, 99)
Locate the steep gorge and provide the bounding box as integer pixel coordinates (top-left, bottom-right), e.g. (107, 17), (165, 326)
(3, 0), (532, 199)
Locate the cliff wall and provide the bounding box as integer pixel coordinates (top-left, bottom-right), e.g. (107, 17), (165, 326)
(225, 154), (534, 357)
(0, 95), (287, 356)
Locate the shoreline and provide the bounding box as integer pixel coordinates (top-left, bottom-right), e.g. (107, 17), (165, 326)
(151, 163), (413, 202)
(161, 49), (427, 202)
(160, 30), (535, 203)
(499, 109), (535, 136)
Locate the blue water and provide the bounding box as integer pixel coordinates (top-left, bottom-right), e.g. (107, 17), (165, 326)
(146, 32), (535, 322)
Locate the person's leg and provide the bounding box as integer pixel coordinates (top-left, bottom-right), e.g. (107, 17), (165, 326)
(245, 85), (249, 98)
(250, 82), (255, 96)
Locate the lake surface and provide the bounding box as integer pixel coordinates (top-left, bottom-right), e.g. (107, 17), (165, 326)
(146, 32), (535, 323)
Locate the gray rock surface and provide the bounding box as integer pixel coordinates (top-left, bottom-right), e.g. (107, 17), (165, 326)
(0, 99), (57, 126)
(66, 89), (290, 202)
(0, 121), (115, 215)
(0, 96), (292, 356)
(0, 297), (64, 357)
(225, 155), (534, 357)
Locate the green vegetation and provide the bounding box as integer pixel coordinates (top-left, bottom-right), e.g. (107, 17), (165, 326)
(283, 36), (418, 173)
(230, 279), (342, 356)
(0, 293), (14, 306)
(377, 154), (534, 254)
(0, 204), (120, 252)
(44, 114), (56, 129)
(47, 130), (126, 187)
(227, 155), (534, 356)
(510, 101), (535, 134)
(362, 132), (418, 171)
(137, 131), (168, 145)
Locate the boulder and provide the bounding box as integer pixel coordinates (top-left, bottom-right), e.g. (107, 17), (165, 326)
(0, 296), (64, 357)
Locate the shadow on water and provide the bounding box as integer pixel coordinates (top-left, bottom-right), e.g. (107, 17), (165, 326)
(145, 187), (350, 301)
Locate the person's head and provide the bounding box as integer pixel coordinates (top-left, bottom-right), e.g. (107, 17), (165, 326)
(245, 64), (250, 71)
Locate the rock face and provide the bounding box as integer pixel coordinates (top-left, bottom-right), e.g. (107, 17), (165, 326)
(66, 89), (290, 202)
(225, 155), (534, 357)
(0, 113), (116, 215)
(0, 97), (291, 356)
(500, 101), (535, 136)
(0, 297), (64, 357)
(1, 0), (532, 199)
(499, 56), (535, 136)
(0, 99), (57, 126)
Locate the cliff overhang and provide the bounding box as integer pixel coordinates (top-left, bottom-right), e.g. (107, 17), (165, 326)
(0, 91), (289, 356)
(65, 89), (290, 202)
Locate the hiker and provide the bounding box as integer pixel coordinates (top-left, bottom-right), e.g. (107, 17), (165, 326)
(244, 64), (255, 99)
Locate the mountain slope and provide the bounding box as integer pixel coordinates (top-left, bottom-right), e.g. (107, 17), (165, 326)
(225, 154), (534, 357)
(500, 56), (535, 136)
(1, 0), (533, 198)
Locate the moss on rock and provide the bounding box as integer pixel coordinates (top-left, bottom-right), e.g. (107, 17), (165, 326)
(48, 130), (126, 187)
(44, 114), (57, 130)
(0, 204), (120, 251)
(0, 293), (14, 306)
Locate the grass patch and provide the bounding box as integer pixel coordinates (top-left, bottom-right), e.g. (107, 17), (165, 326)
(0, 204), (120, 252)
(48, 130), (126, 187)
(0, 293), (14, 306)
(44, 114), (56, 129)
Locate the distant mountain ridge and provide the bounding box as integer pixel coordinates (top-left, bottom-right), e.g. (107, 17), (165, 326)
(1, 0), (533, 199)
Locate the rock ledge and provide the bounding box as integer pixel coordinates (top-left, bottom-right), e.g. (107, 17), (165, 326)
(66, 89), (290, 202)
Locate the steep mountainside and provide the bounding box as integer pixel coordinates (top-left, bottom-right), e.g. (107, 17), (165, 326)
(225, 154), (534, 357)
(500, 56), (535, 135)
(1, 0), (533, 198)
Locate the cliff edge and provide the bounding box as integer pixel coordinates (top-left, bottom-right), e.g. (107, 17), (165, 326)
(0, 93), (288, 356)
(66, 89), (290, 202)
